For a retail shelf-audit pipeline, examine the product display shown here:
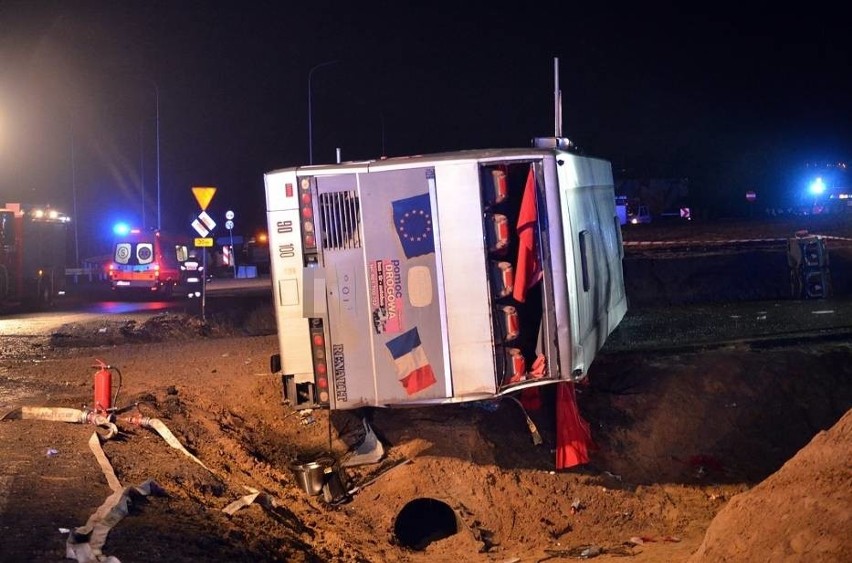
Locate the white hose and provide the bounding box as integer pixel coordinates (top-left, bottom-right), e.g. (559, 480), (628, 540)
(1, 407), (119, 439)
(121, 416), (212, 473)
(148, 418), (212, 472)
(4, 406), (88, 423)
(66, 479), (160, 563)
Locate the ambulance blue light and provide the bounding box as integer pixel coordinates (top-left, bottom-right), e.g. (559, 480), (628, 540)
(113, 223), (131, 236)
(809, 177), (826, 196)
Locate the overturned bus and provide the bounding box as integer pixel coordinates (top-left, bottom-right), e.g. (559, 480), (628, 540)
(264, 138), (627, 410)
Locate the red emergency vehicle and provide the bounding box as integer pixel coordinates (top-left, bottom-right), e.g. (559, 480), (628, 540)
(108, 229), (189, 296)
(0, 203), (70, 310)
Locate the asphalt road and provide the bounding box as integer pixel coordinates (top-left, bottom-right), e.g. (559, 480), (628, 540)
(604, 298), (852, 354)
(0, 275), (274, 336)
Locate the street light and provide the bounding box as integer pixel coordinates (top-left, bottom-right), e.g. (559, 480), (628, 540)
(379, 110), (386, 157)
(308, 60), (339, 165)
(153, 81), (161, 231)
(70, 122), (79, 266)
(139, 121), (146, 229)
(136, 80), (161, 230)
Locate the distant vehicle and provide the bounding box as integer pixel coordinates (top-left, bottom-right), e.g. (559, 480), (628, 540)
(628, 204), (652, 224)
(264, 137), (628, 411)
(0, 203), (70, 310)
(615, 195), (629, 225)
(245, 233), (271, 274)
(108, 229), (190, 296)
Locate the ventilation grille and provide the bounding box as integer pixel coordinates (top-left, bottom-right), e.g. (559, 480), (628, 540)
(319, 190), (361, 250)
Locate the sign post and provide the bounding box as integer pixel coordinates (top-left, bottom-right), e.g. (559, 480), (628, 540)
(191, 186), (217, 321)
(226, 209), (236, 279)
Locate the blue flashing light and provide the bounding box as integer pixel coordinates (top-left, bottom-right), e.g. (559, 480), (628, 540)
(113, 222), (131, 236)
(809, 177), (826, 196)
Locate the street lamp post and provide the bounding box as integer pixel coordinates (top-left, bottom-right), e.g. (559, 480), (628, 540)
(379, 110), (386, 157)
(70, 123), (79, 266)
(308, 60), (339, 165)
(139, 122), (146, 229)
(153, 82), (161, 231)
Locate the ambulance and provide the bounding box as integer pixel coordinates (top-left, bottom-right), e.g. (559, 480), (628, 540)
(108, 229), (189, 296)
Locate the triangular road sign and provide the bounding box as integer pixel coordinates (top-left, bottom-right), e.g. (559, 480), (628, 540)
(192, 186), (217, 211)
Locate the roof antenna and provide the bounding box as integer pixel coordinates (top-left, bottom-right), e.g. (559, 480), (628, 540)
(534, 57), (573, 150)
(554, 56), (562, 138)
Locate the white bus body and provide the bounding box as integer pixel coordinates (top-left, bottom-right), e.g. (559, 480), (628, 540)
(264, 144), (627, 410)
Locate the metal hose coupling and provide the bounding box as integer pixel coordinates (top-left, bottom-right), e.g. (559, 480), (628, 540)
(85, 408), (116, 423)
(84, 409), (119, 440)
(120, 413), (153, 429)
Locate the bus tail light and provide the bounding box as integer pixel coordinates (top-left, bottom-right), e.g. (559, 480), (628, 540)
(310, 320), (330, 405)
(300, 178), (317, 252)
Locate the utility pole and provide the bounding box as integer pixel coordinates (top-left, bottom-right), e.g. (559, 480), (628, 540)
(153, 82), (161, 231)
(139, 122), (146, 229)
(308, 60), (339, 165)
(70, 122), (79, 266)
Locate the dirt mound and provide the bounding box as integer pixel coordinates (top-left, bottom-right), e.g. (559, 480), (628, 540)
(688, 407), (852, 562)
(49, 314), (215, 347)
(50, 307), (277, 350)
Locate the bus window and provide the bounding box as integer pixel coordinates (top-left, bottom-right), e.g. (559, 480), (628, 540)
(579, 230), (590, 292)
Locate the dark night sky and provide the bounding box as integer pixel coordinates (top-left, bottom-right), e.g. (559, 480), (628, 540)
(0, 1), (849, 258)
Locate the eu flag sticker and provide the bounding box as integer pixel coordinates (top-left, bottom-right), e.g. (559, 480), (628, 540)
(392, 193), (435, 258)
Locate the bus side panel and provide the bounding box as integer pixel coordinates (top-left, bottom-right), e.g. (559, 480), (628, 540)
(265, 171), (314, 383)
(557, 154), (623, 375)
(593, 181), (628, 335)
(538, 158), (574, 379)
(356, 167), (448, 405)
(433, 162), (497, 397)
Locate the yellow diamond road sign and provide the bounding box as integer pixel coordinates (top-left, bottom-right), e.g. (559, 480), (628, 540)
(192, 186), (217, 211)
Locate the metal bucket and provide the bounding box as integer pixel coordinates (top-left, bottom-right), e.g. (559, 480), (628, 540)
(289, 456), (335, 495)
(322, 464), (351, 505)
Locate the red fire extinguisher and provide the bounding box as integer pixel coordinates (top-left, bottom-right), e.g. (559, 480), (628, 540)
(93, 359), (112, 413)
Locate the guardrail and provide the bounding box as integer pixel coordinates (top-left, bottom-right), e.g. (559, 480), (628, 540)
(65, 268), (106, 283)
